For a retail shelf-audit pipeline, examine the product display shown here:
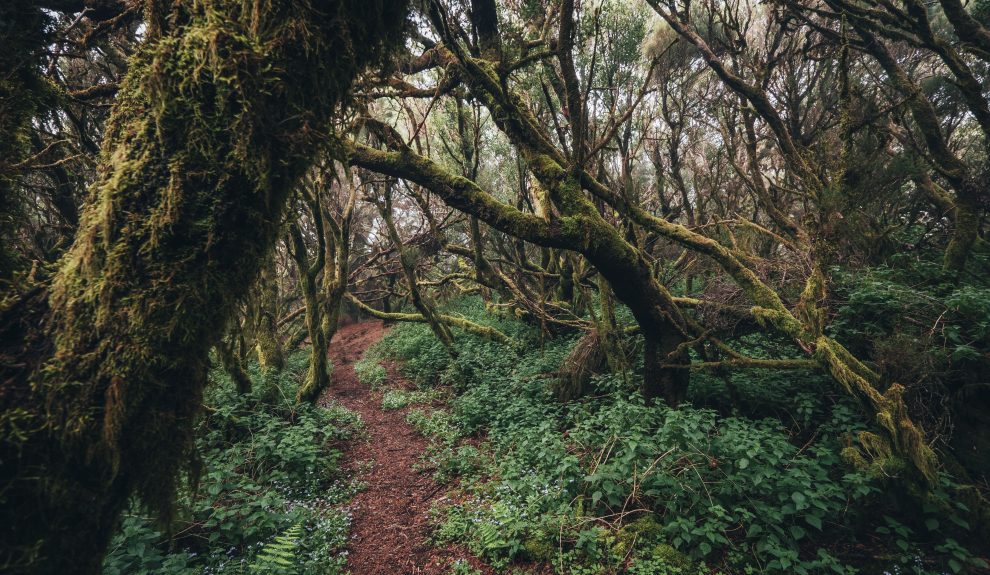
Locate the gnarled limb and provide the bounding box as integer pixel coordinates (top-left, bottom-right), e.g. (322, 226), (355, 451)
(0, 1), (407, 570)
(289, 195), (330, 403)
(375, 184), (458, 354)
(347, 293), (511, 344)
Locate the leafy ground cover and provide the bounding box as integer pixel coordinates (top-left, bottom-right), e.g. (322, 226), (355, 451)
(102, 352), (359, 575)
(367, 297), (987, 575)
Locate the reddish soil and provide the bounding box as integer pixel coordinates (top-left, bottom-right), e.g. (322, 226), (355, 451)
(320, 320), (497, 575)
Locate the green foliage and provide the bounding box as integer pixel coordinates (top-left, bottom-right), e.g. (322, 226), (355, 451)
(406, 407), (482, 482)
(382, 388), (442, 410)
(102, 351), (358, 574)
(447, 559), (484, 575)
(627, 541), (712, 575)
(436, 383), (872, 574)
(353, 356), (387, 389)
(688, 362), (852, 431)
(376, 297), (985, 575)
(568, 391), (870, 566)
(830, 264), (990, 368)
(249, 523), (303, 574)
(382, 388), (414, 409)
(101, 516), (196, 575)
(370, 321), (453, 385)
(369, 297), (535, 388)
(974, 0), (990, 26)
(830, 264), (990, 481)
(406, 408), (464, 442)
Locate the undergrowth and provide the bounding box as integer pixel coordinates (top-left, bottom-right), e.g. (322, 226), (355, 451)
(382, 388), (444, 410)
(354, 355), (387, 389)
(372, 297), (987, 575)
(102, 351), (358, 575)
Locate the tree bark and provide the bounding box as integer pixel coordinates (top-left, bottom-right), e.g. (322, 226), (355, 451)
(643, 334), (690, 407)
(321, 171), (358, 345)
(290, 216), (330, 404)
(0, 1), (406, 571)
(217, 337), (252, 394)
(377, 188), (458, 355)
(255, 258), (286, 376)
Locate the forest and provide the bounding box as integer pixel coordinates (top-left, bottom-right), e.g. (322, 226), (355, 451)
(1, 0), (989, 573)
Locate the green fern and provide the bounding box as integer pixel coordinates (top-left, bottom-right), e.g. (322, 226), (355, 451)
(250, 523), (304, 574)
(477, 521), (503, 552)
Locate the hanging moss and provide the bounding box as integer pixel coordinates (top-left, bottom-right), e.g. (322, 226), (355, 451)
(0, 1), (407, 572)
(816, 337), (938, 485)
(554, 328), (608, 401)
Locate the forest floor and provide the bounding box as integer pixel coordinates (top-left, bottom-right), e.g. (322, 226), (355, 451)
(320, 320), (498, 575)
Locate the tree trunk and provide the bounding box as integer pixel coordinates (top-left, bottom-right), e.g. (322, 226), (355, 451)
(321, 172), (358, 345)
(321, 235), (349, 344)
(943, 173), (984, 276)
(217, 338), (252, 394)
(558, 253), (575, 303)
(255, 258), (286, 375)
(378, 191), (457, 355)
(594, 277), (627, 376)
(0, 1), (406, 571)
(290, 219), (330, 404)
(382, 273), (397, 325)
(642, 335), (690, 406)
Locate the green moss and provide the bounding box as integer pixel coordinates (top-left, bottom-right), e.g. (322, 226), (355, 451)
(607, 517), (695, 574)
(944, 200), (980, 274)
(348, 293), (512, 344)
(0, 0), (408, 572)
(610, 516), (665, 558)
(255, 260), (286, 376)
(523, 535), (557, 561)
(634, 544), (693, 570)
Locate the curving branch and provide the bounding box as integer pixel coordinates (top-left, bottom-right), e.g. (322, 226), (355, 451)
(347, 292), (511, 344)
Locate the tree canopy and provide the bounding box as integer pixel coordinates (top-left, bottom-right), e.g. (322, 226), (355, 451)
(1, 0), (989, 573)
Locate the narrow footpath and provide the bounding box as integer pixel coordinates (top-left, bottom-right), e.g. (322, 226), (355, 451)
(321, 320), (494, 575)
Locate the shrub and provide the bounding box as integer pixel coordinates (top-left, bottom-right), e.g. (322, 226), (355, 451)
(380, 297), (984, 575)
(382, 388), (442, 410)
(353, 356), (387, 389)
(102, 351), (360, 575)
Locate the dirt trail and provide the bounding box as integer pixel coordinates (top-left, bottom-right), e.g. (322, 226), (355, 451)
(321, 320), (495, 575)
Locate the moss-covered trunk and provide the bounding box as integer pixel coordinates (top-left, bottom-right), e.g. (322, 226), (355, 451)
(587, 241), (690, 406)
(290, 220), (330, 403)
(0, 1), (406, 572)
(321, 235), (349, 345)
(255, 257), (286, 375)
(642, 336), (690, 406)
(321, 177), (358, 345)
(943, 176), (984, 276)
(378, 192), (458, 354)
(217, 337), (252, 394)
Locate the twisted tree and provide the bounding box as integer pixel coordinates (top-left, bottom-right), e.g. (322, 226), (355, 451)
(0, 1), (406, 572)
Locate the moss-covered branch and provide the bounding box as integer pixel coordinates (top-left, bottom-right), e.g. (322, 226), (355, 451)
(348, 293), (511, 345)
(348, 142), (581, 249)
